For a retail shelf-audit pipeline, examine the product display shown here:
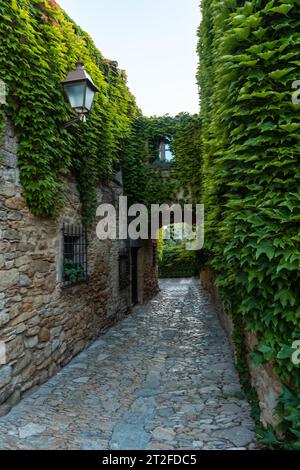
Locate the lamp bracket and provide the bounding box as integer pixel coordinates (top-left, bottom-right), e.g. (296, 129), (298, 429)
(63, 114), (87, 128)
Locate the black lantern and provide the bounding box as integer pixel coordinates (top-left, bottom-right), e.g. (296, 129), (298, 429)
(63, 62), (99, 127)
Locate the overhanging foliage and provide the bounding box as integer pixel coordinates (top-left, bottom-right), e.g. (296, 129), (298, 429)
(0, 0), (137, 223)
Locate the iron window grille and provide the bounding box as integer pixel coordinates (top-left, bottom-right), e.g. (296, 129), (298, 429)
(119, 249), (130, 290)
(62, 223), (88, 286)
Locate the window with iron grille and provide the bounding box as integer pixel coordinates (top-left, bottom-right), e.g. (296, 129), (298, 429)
(62, 223), (88, 286)
(119, 249), (130, 290)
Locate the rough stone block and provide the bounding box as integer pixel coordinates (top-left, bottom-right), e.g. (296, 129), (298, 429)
(5, 196), (25, 211)
(20, 364), (36, 382)
(31, 260), (51, 274)
(0, 313), (10, 327)
(19, 274), (32, 287)
(38, 328), (50, 343)
(0, 365), (12, 388)
(0, 269), (19, 289)
(24, 336), (38, 349)
(6, 335), (24, 361)
(0, 182), (16, 197)
(13, 353), (32, 376)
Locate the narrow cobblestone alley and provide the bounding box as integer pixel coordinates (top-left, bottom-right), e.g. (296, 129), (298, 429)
(0, 279), (256, 450)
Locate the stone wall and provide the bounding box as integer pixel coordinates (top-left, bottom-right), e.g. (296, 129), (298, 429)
(200, 267), (283, 427)
(140, 240), (159, 303)
(244, 331), (282, 427)
(200, 267), (235, 352)
(0, 121), (158, 414)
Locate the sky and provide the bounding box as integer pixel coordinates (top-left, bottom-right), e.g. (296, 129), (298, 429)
(58, 0), (201, 117)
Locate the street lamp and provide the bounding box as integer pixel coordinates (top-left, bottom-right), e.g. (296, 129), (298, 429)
(63, 62), (99, 127)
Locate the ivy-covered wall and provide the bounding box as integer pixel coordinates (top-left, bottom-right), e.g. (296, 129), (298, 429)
(0, 1), (202, 223)
(198, 0), (300, 448)
(122, 113), (201, 207)
(0, 0), (138, 224)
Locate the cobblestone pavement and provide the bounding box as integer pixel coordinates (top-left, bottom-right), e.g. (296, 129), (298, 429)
(0, 278), (256, 450)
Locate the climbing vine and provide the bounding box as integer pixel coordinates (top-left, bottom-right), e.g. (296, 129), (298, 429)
(0, 0), (137, 223)
(173, 114), (202, 204)
(122, 113), (201, 207)
(198, 0), (300, 447)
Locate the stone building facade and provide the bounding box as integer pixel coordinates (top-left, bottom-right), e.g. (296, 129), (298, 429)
(0, 122), (159, 414)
